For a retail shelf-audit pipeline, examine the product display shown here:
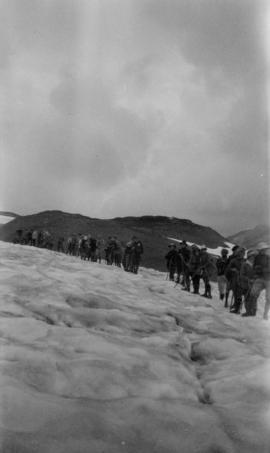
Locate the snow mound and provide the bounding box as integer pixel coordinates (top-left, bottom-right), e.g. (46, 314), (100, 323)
(0, 241), (269, 453)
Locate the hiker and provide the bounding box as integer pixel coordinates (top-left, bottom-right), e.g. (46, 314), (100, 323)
(216, 248), (229, 303)
(175, 248), (184, 284)
(57, 236), (65, 253)
(104, 236), (114, 264)
(127, 236), (144, 274)
(224, 245), (240, 307)
(123, 240), (133, 271)
(112, 237), (123, 267)
(79, 235), (89, 259)
(66, 236), (73, 255)
(71, 234), (78, 256)
(78, 234), (84, 257)
(188, 245), (201, 294)
(32, 230), (39, 247)
(225, 247), (246, 314)
(244, 243), (270, 319)
(109, 236), (117, 265)
(14, 229), (24, 244)
(43, 230), (53, 249)
(179, 241), (191, 291)
(96, 238), (103, 263)
(89, 237), (98, 262)
(240, 249), (258, 317)
(165, 244), (178, 281)
(66, 234), (77, 255)
(200, 246), (216, 299)
(37, 230), (43, 247)
(25, 229), (33, 245)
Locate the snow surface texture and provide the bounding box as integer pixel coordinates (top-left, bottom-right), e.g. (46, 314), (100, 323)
(0, 241), (269, 453)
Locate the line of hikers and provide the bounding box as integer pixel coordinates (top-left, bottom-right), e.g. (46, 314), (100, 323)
(165, 241), (270, 320)
(14, 229), (144, 275)
(67, 234), (144, 274)
(14, 229), (54, 249)
(165, 241), (215, 298)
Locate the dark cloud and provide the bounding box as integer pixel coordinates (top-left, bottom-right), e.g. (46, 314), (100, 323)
(0, 0), (268, 234)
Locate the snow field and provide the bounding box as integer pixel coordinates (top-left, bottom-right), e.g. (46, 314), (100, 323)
(0, 241), (269, 453)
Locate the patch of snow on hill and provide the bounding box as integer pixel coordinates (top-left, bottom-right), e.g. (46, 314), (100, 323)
(0, 241), (269, 453)
(0, 215), (15, 225)
(168, 237), (235, 256)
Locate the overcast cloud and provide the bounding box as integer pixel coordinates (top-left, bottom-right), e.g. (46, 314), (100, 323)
(0, 0), (268, 235)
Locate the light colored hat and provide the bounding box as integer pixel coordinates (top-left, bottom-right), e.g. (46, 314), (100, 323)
(257, 242), (269, 251)
(200, 245), (207, 251)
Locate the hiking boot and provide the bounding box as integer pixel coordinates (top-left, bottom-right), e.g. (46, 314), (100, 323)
(241, 312), (251, 317)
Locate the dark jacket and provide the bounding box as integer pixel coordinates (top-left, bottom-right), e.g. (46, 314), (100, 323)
(253, 253), (270, 280)
(216, 257), (228, 276)
(200, 252), (216, 278)
(225, 257), (244, 283)
(240, 260), (254, 290)
(189, 252), (201, 276)
(179, 247), (191, 265)
(165, 250), (178, 268)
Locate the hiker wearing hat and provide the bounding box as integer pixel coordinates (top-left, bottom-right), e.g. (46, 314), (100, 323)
(128, 237), (144, 274)
(216, 248), (229, 303)
(188, 245), (201, 294)
(179, 242), (191, 291)
(200, 247), (216, 298)
(225, 247), (246, 313)
(165, 244), (178, 281)
(245, 243), (270, 319)
(224, 245), (241, 308)
(240, 249), (258, 316)
(122, 240), (133, 271)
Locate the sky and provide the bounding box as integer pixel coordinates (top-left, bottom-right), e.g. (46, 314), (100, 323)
(0, 0), (269, 236)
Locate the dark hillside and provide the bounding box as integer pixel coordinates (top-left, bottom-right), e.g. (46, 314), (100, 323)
(0, 210), (228, 271)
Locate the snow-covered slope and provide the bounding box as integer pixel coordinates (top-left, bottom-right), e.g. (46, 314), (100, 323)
(0, 241), (269, 453)
(0, 215), (15, 225)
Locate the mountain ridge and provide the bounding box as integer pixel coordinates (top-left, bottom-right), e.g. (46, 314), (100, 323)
(228, 224), (270, 249)
(0, 210), (228, 271)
